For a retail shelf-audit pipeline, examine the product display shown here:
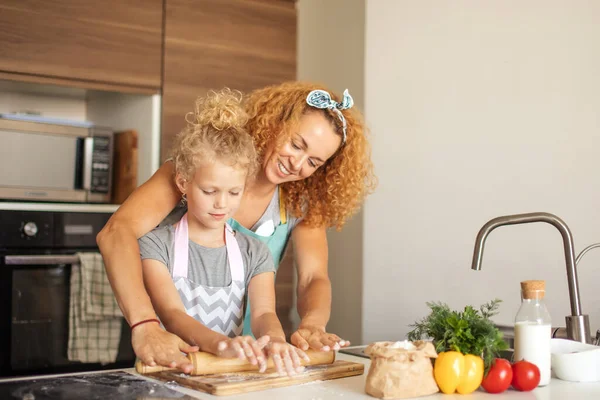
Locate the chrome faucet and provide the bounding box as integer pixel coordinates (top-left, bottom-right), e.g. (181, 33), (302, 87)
(471, 212), (591, 344)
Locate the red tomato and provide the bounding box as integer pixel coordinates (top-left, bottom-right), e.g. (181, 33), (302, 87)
(511, 360), (541, 391)
(481, 358), (513, 393)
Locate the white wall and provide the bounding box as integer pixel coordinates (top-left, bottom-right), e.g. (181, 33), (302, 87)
(363, 1), (600, 343)
(297, 0), (366, 345)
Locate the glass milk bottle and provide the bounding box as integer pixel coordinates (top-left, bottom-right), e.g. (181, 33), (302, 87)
(513, 280), (552, 386)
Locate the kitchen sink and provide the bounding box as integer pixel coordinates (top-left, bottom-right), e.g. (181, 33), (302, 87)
(339, 345), (370, 359)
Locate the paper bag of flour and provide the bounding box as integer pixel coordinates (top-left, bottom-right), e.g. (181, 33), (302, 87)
(364, 340), (439, 399)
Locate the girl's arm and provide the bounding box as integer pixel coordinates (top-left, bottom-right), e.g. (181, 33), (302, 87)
(249, 272), (285, 341)
(249, 272), (309, 376)
(290, 222), (349, 351)
(142, 258), (267, 368)
(96, 162), (197, 371)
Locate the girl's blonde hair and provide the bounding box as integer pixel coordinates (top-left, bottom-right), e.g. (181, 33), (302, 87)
(246, 81), (377, 230)
(171, 88), (257, 182)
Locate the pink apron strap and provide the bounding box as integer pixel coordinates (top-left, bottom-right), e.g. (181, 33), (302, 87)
(174, 216), (243, 281)
(172, 213), (189, 278)
(225, 223), (244, 282)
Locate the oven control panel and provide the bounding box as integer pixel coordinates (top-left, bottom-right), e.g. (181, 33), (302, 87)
(0, 211), (53, 248)
(0, 210), (111, 249)
(90, 135), (112, 194)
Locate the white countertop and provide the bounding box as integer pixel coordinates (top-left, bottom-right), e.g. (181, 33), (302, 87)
(165, 352), (600, 400)
(2, 352), (599, 399)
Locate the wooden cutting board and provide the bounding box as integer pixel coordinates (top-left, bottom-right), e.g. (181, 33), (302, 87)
(147, 360), (364, 396)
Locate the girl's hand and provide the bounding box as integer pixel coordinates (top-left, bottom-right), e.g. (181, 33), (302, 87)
(216, 335), (270, 372)
(265, 338), (310, 377)
(291, 326), (350, 352)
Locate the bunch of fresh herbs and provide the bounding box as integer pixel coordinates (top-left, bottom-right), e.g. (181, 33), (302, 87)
(407, 299), (509, 372)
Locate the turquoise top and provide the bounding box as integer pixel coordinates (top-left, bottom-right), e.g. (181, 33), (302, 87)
(227, 188), (291, 335)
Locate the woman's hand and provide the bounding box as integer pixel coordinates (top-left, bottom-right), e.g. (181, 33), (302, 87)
(291, 326), (349, 352)
(216, 335), (270, 372)
(265, 337), (310, 377)
(132, 322), (199, 373)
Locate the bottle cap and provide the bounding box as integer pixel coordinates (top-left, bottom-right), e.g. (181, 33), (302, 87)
(521, 280), (545, 299)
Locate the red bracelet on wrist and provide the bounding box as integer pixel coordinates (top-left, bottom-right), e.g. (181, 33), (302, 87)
(130, 318), (160, 331)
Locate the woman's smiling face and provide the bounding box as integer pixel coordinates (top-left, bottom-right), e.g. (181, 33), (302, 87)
(262, 111), (342, 184)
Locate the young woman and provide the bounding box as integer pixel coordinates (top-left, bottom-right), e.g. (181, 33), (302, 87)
(97, 81), (377, 373)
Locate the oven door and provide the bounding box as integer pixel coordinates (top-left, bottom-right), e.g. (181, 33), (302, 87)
(7, 255), (73, 372)
(0, 254), (134, 377)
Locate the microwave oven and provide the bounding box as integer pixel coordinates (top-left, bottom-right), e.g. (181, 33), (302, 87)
(0, 114), (113, 203)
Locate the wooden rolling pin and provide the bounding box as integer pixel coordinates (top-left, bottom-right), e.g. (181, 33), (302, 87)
(135, 349), (335, 375)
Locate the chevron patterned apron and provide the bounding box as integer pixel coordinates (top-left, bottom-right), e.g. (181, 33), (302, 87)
(172, 213), (245, 338)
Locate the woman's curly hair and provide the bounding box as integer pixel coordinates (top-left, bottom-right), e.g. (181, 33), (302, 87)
(171, 88), (257, 182)
(245, 81), (377, 230)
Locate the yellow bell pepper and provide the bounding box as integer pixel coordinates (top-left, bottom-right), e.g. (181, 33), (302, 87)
(433, 351), (484, 394)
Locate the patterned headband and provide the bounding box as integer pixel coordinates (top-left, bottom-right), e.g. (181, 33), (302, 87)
(306, 89), (354, 144)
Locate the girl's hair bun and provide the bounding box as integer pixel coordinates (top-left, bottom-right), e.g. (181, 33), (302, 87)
(189, 88), (248, 131)
(172, 88), (257, 182)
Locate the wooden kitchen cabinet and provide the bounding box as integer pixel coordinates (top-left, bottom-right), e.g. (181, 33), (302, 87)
(0, 0), (163, 92)
(161, 0), (297, 160)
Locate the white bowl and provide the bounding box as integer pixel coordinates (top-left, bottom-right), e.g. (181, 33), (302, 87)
(551, 338), (600, 382)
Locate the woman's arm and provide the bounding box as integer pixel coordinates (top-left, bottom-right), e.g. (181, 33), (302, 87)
(97, 162), (197, 371)
(290, 222), (349, 351)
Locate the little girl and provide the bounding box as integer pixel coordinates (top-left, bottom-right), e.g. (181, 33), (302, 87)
(138, 89), (308, 376)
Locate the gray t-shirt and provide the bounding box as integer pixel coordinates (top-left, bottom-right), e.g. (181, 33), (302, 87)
(139, 225), (275, 288)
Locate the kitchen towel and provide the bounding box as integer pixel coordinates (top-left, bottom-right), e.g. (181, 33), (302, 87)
(68, 252), (123, 364)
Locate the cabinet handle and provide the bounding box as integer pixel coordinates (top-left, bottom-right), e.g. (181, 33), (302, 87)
(5, 255), (79, 265)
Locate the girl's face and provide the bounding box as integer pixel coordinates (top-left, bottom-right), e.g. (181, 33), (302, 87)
(177, 160), (247, 230)
(262, 111), (342, 184)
